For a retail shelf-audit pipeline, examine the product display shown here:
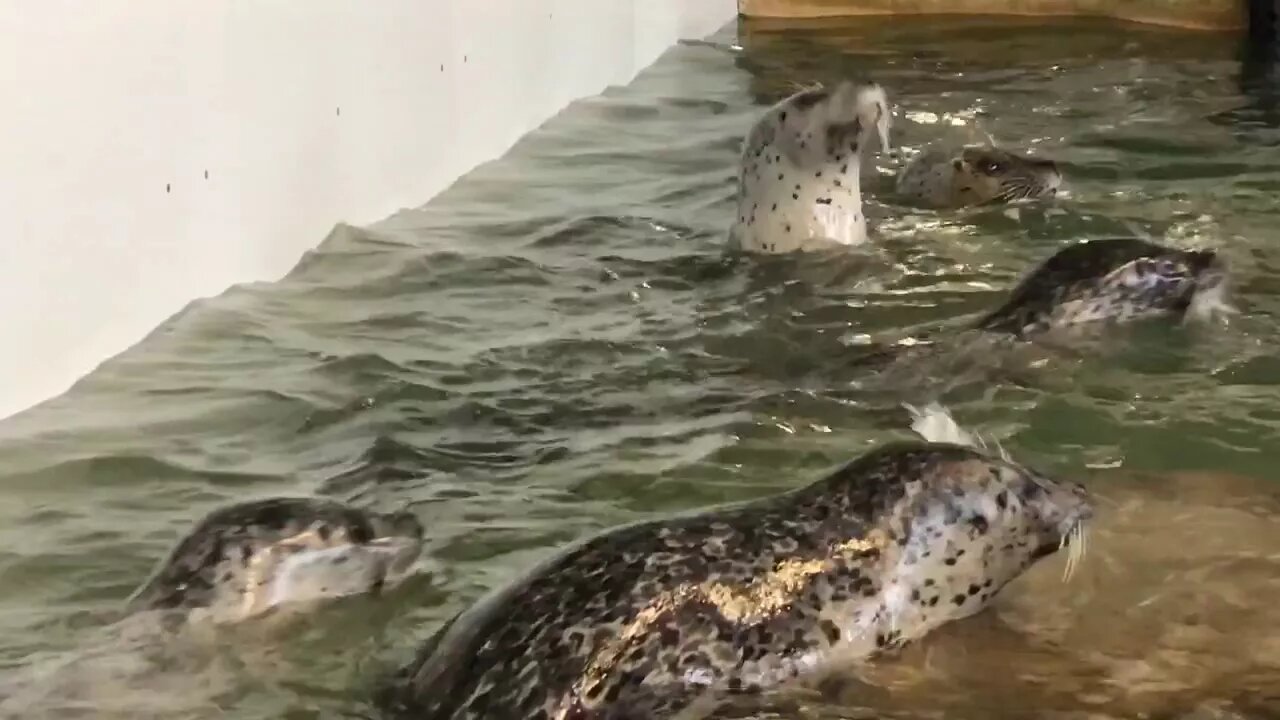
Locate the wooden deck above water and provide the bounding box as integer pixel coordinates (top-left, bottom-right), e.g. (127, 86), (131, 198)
(737, 0), (1247, 31)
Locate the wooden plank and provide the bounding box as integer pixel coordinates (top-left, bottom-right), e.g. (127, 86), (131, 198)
(736, 0), (1246, 31)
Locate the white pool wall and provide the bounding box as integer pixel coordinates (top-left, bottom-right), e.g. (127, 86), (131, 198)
(0, 0), (738, 420)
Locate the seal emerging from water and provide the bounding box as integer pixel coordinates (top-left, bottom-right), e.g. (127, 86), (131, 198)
(895, 144), (1063, 209)
(377, 417), (1091, 720)
(0, 497), (426, 719)
(973, 237), (1233, 339)
(849, 236), (1233, 375)
(126, 496), (425, 623)
(728, 80), (892, 254)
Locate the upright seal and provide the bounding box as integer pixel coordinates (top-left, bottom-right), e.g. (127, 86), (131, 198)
(895, 144), (1063, 209)
(728, 81), (891, 254)
(378, 421), (1091, 720)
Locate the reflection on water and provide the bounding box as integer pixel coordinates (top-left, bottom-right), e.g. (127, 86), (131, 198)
(2, 14), (1280, 720)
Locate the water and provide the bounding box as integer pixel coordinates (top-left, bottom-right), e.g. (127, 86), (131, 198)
(3, 15), (1280, 719)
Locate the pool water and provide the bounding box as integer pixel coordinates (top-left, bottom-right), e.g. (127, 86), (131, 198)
(3, 14), (1280, 720)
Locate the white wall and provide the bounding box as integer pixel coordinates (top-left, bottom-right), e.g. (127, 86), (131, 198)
(0, 0), (738, 420)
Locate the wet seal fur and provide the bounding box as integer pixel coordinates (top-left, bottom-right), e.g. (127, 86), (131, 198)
(376, 416), (1091, 720)
(973, 237), (1232, 339)
(0, 497), (426, 719)
(895, 144), (1063, 209)
(127, 496), (425, 623)
(850, 237), (1233, 373)
(728, 81), (891, 254)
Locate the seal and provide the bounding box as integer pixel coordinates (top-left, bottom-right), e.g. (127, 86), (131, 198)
(848, 236), (1233, 375)
(126, 496), (426, 623)
(376, 415), (1091, 720)
(894, 144), (1063, 209)
(0, 497), (426, 719)
(728, 80), (891, 254)
(973, 237), (1233, 339)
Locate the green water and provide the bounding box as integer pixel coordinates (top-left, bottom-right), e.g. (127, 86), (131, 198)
(3, 15), (1280, 719)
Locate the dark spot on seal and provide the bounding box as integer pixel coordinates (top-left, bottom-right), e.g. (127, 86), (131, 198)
(317, 524), (332, 541)
(968, 584), (981, 596)
(952, 594), (967, 606)
(820, 620), (841, 644)
(944, 557), (956, 566)
(792, 193), (799, 200)
(996, 490), (1008, 510)
(771, 203), (777, 211)
(953, 159), (965, 171)
(816, 198), (832, 205)
(970, 515), (990, 534)
(779, 111), (787, 122)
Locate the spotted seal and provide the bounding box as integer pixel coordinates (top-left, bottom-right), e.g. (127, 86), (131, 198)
(126, 496), (425, 622)
(0, 497), (426, 719)
(895, 145), (1063, 209)
(849, 236), (1233, 378)
(728, 80), (891, 254)
(376, 418), (1091, 720)
(972, 236), (1232, 339)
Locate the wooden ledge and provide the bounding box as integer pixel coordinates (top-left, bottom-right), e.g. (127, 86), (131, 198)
(737, 0), (1247, 31)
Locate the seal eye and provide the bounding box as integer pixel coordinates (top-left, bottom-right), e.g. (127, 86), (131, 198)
(983, 160), (1004, 174)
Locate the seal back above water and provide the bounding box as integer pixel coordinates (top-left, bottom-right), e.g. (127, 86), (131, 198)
(379, 436), (1091, 720)
(728, 81), (891, 254)
(126, 496), (425, 623)
(895, 144), (1063, 209)
(846, 236), (1232, 376)
(973, 237), (1232, 338)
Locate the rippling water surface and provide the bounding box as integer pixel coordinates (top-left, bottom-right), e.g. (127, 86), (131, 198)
(4, 16), (1280, 720)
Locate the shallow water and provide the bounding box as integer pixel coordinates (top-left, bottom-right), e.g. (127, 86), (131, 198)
(3, 14), (1280, 720)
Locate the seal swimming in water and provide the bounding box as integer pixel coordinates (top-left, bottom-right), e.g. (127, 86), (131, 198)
(0, 497), (425, 719)
(894, 144), (1063, 209)
(847, 236), (1233, 379)
(728, 80), (891, 254)
(972, 236), (1232, 339)
(126, 496), (426, 622)
(376, 415), (1091, 720)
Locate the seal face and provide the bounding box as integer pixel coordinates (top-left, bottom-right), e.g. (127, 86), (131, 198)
(380, 442), (1091, 720)
(895, 145), (1063, 208)
(125, 497), (425, 622)
(973, 237), (1232, 339)
(728, 81), (892, 254)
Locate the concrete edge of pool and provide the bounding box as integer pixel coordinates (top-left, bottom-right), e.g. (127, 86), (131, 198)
(0, 1), (738, 422)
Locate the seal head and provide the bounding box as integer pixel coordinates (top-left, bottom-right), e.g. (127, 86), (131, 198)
(973, 237), (1232, 338)
(729, 81), (891, 254)
(379, 440), (1090, 720)
(125, 497), (424, 622)
(896, 144), (1063, 208)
